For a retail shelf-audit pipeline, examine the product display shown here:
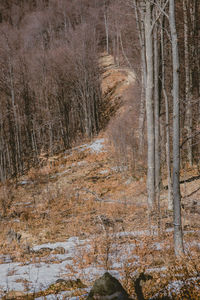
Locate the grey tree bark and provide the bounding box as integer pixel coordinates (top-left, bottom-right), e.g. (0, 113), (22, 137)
(183, 0), (193, 166)
(160, 13), (173, 210)
(134, 0), (146, 153)
(145, 0), (155, 210)
(169, 0), (184, 256)
(153, 18), (161, 218)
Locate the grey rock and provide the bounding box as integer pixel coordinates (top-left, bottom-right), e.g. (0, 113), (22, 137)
(87, 272), (131, 300)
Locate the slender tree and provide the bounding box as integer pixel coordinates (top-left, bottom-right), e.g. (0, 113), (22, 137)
(144, 0), (155, 211)
(169, 0), (184, 256)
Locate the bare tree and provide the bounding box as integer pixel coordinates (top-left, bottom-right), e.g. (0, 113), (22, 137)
(160, 12), (173, 210)
(183, 0), (193, 166)
(169, 0), (184, 256)
(144, 0), (155, 211)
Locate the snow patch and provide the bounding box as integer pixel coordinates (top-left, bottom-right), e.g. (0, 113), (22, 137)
(85, 139), (105, 153)
(99, 169), (109, 175)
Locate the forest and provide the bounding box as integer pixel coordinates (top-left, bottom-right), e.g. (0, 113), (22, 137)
(0, 0), (200, 298)
(0, 1), (199, 179)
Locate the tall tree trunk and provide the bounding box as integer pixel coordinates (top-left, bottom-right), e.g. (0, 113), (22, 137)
(169, 0), (184, 256)
(145, 0), (155, 210)
(104, 11), (109, 54)
(183, 0), (193, 165)
(154, 21), (161, 217)
(160, 14), (173, 210)
(134, 0), (146, 153)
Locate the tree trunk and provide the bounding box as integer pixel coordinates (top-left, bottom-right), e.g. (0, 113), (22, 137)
(104, 11), (109, 54)
(154, 21), (161, 217)
(134, 0), (146, 153)
(183, 0), (193, 165)
(145, 0), (155, 210)
(160, 14), (173, 210)
(169, 0), (184, 256)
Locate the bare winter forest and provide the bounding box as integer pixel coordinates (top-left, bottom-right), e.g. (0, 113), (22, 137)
(0, 0), (200, 299)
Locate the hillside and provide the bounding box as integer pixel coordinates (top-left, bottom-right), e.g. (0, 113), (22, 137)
(0, 55), (199, 299)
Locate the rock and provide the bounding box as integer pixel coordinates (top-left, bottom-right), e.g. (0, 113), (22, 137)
(87, 272), (131, 300)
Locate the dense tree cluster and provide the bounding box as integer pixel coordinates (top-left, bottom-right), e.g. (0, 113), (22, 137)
(0, 0), (105, 181)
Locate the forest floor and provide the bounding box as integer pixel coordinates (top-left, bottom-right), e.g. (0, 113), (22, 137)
(0, 55), (199, 299)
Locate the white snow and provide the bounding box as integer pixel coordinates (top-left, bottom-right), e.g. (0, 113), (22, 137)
(84, 139), (105, 153)
(32, 237), (85, 252)
(19, 180), (34, 185)
(50, 169), (70, 179)
(150, 277), (200, 299)
(0, 233), (140, 294)
(153, 242), (163, 251)
(116, 230), (151, 237)
(2, 230), (197, 298)
(0, 237), (89, 293)
(99, 169), (109, 175)
(64, 139), (105, 155)
(72, 161), (87, 167)
(111, 166), (128, 172)
(0, 255), (12, 263)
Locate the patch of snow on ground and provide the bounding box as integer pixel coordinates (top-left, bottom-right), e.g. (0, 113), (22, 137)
(111, 166), (128, 172)
(0, 237), (89, 293)
(19, 180), (34, 185)
(50, 169), (70, 179)
(117, 230), (151, 237)
(150, 277), (200, 299)
(85, 139), (105, 153)
(0, 233), (134, 294)
(72, 161), (87, 167)
(32, 237), (85, 251)
(153, 242), (163, 251)
(13, 201), (32, 206)
(1, 229), (188, 296)
(0, 255), (13, 263)
(0, 231), (142, 294)
(63, 139), (105, 155)
(146, 266), (167, 273)
(99, 169), (109, 175)
(35, 288), (90, 300)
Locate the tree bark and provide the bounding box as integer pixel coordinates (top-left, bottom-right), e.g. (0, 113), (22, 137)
(145, 0), (155, 210)
(183, 0), (193, 165)
(154, 20), (161, 216)
(160, 13), (173, 210)
(134, 0), (146, 153)
(169, 0), (184, 256)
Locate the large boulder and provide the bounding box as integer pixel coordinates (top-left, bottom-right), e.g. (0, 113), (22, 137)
(87, 272), (131, 300)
